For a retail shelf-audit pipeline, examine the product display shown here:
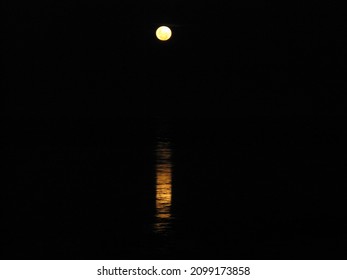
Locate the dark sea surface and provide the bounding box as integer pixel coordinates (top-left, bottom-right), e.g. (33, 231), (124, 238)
(3, 117), (347, 259)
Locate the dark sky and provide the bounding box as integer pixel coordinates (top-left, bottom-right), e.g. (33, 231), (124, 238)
(3, 1), (346, 117)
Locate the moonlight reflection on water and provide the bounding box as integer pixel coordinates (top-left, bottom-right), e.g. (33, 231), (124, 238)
(154, 138), (173, 235)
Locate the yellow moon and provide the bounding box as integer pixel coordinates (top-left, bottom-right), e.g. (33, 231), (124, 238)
(156, 26), (172, 41)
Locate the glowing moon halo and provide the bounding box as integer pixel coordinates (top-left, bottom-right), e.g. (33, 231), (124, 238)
(156, 26), (172, 41)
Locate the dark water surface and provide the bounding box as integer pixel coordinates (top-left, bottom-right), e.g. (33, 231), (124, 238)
(3, 117), (347, 259)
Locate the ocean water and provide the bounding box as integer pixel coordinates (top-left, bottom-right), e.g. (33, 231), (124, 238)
(3, 117), (347, 259)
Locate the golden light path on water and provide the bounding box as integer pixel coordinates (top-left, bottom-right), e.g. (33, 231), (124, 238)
(154, 138), (173, 234)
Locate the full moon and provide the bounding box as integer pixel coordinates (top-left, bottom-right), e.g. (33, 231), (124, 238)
(156, 26), (172, 41)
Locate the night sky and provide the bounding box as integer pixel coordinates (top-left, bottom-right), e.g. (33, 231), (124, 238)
(4, 1), (345, 117)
